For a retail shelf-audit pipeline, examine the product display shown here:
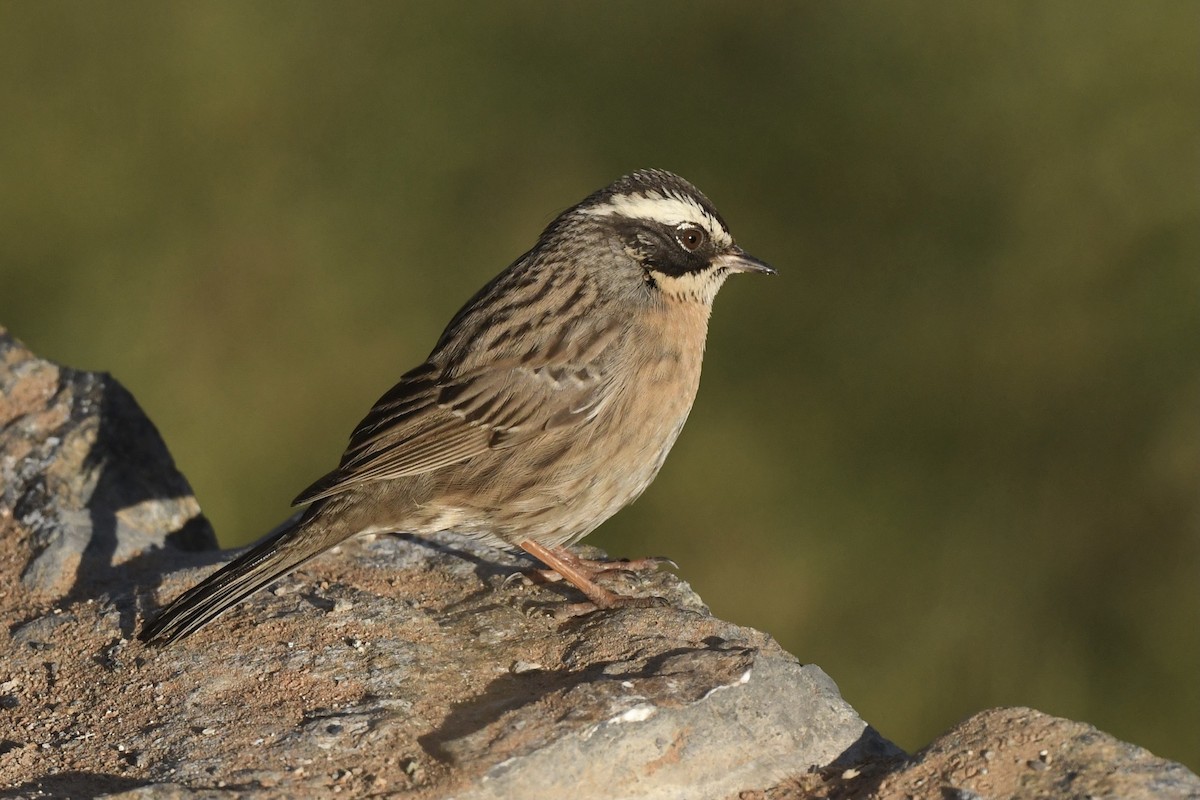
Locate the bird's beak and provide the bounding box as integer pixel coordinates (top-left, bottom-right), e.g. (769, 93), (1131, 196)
(717, 246), (776, 275)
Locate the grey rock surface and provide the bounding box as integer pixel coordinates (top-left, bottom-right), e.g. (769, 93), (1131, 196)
(1, 525), (895, 799)
(0, 326), (215, 601)
(755, 706), (1200, 800)
(2, 325), (1196, 800)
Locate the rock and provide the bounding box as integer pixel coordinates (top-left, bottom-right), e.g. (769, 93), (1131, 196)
(0, 519), (897, 799)
(0, 326), (215, 602)
(750, 706), (1200, 800)
(2, 326), (1196, 799)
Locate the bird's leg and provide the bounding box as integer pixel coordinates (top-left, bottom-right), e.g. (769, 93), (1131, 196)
(518, 539), (668, 609)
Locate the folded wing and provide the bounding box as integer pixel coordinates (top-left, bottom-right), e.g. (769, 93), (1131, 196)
(293, 320), (622, 505)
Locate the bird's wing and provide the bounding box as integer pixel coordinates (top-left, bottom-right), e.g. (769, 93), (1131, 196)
(292, 320), (622, 505)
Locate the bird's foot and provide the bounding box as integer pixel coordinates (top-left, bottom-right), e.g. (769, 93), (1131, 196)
(528, 551), (676, 584)
(515, 540), (672, 613)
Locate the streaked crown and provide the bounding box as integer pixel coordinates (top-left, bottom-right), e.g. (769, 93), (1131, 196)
(580, 169), (733, 249)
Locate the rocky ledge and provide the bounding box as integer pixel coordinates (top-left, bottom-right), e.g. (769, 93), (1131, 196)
(2, 325), (1197, 800)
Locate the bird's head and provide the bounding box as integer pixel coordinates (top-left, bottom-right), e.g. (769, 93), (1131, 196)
(562, 169), (774, 305)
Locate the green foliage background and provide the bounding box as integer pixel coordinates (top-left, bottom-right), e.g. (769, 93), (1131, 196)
(2, 2), (1197, 768)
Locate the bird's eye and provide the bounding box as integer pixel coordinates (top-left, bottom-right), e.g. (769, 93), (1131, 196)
(676, 225), (706, 252)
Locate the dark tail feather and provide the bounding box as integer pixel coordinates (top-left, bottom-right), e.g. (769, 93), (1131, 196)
(139, 515), (335, 645)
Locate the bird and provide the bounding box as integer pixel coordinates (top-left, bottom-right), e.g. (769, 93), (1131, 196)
(139, 169), (774, 645)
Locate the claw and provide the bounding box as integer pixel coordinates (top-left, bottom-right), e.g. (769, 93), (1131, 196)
(502, 572), (533, 589)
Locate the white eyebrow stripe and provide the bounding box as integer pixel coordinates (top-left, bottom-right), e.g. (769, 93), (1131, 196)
(583, 193), (732, 246)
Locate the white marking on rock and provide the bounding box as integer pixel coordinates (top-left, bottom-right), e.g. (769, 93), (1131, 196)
(700, 666), (753, 701)
(612, 702), (657, 724)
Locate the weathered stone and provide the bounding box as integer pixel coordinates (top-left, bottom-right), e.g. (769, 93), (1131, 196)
(750, 706), (1200, 800)
(0, 523), (897, 799)
(0, 326), (215, 600)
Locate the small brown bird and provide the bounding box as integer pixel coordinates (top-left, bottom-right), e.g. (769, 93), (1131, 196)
(140, 169), (773, 644)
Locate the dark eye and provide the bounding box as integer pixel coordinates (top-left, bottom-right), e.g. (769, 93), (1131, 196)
(676, 225), (706, 252)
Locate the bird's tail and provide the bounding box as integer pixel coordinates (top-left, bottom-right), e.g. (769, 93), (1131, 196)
(139, 511), (341, 646)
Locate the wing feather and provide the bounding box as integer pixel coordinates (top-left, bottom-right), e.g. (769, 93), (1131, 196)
(293, 320), (622, 505)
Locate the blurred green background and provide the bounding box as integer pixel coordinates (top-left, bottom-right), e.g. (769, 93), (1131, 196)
(2, 2), (1197, 768)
